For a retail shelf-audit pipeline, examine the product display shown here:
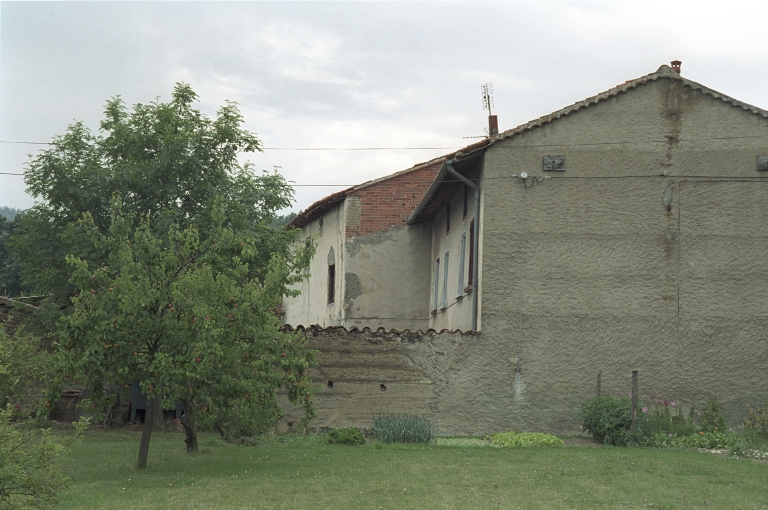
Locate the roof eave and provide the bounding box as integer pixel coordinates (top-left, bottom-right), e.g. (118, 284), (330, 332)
(406, 139), (490, 225)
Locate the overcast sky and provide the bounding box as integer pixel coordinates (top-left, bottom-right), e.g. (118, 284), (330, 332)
(2, 1), (768, 213)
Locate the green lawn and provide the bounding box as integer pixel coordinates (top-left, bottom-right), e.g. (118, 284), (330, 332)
(58, 430), (768, 509)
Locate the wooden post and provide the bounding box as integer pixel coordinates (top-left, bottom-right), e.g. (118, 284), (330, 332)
(596, 371), (602, 397)
(630, 370), (639, 431)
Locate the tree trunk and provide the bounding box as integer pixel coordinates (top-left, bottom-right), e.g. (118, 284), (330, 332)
(153, 390), (165, 428)
(137, 394), (158, 469)
(180, 399), (198, 452)
(214, 420), (227, 440)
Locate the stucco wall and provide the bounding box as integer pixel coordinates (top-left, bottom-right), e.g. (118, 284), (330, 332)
(428, 183), (477, 331)
(278, 327), (480, 435)
(282, 203), (346, 327)
(343, 224), (432, 331)
(470, 76), (768, 433)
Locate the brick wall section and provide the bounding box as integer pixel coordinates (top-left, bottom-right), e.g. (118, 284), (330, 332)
(346, 161), (443, 238)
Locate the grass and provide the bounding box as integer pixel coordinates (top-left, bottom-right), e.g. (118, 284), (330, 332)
(58, 430), (768, 509)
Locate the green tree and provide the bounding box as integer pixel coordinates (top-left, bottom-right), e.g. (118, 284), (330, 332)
(0, 215), (27, 297)
(56, 197), (315, 469)
(0, 326), (49, 420)
(0, 407), (88, 508)
(12, 84), (298, 309)
(12, 84), (316, 468)
(0, 325), (89, 508)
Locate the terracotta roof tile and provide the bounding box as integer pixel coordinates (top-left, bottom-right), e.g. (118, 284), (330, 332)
(281, 324), (478, 335)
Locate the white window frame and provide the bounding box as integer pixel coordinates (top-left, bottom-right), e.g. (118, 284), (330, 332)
(442, 251), (449, 309)
(457, 232), (466, 297)
(433, 258), (440, 312)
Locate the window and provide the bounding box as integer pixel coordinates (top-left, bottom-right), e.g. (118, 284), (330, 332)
(463, 185), (468, 219)
(432, 258), (440, 314)
(442, 251), (449, 309)
(457, 232), (466, 296)
(327, 264), (335, 304)
(467, 220), (475, 289)
(445, 203), (451, 234)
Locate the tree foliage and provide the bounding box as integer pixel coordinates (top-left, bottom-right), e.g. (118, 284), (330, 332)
(55, 197), (315, 468)
(0, 407), (88, 508)
(12, 84), (297, 306)
(0, 326), (50, 420)
(0, 216), (27, 297)
(12, 84), (316, 468)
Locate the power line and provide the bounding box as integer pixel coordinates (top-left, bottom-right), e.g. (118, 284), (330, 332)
(2, 133), (767, 149)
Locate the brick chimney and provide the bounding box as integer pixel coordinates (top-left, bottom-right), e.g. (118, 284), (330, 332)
(671, 60), (682, 74)
(488, 115), (498, 136)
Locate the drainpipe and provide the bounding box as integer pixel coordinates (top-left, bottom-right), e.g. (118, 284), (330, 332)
(446, 160), (480, 331)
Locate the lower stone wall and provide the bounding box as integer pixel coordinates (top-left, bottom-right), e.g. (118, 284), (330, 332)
(279, 326), (475, 435)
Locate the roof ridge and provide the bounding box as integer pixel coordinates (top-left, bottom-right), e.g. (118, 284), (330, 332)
(493, 64), (768, 143)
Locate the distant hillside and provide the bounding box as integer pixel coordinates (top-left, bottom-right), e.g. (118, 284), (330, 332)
(0, 207), (22, 221)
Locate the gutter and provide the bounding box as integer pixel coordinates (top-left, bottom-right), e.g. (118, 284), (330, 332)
(445, 160), (480, 332)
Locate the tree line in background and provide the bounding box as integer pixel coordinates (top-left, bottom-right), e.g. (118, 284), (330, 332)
(1, 82), (316, 496)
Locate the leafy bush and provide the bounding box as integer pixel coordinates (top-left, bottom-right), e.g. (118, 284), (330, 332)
(579, 395), (637, 446)
(0, 407), (89, 507)
(638, 395), (695, 438)
(373, 414), (433, 444)
(0, 326), (51, 421)
(490, 431), (563, 447)
(327, 427), (365, 446)
(700, 396), (727, 433)
(641, 430), (740, 449)
(742, 397), (768, 438)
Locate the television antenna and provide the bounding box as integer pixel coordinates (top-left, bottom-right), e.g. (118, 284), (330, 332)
(481, 83), (494, 117)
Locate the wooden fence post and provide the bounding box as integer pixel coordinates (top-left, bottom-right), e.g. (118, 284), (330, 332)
(630, 370), (638, 431)
(596, 371), (602, 397)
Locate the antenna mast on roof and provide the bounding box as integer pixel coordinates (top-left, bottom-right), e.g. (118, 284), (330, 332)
(481, 83), (499, 136)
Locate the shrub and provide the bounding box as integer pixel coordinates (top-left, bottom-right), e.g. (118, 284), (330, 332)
(0, 326), (51, 421)
(638, 395), (695, 438)
(490, 431), (563, 447)
(641, 430), (740, 449)
(373, 414), (433, 444)
(700, 396), (727, 433)
(0, 407), (89, 507)
(742, 397), (768, 438)
(579, 395), (637, 446)
(327, 427), (365, 446)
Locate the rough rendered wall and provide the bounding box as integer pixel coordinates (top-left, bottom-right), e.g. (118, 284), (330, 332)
(469, 77), (768, 433)
(278, 327), (478, 435)
(282, 204), (346, 327)
(429, 182), (477, 331)
(343, 224), (432, 331)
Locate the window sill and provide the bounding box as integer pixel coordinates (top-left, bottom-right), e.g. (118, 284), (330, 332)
(464, 285), (473, 294)
(455, 294), (464, 301)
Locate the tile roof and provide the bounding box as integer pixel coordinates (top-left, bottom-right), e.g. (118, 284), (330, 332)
(408, 63), (768, 225)
(281, 324), (478, 336)
(492, 64), (768, 143)
(286, 155), (452, 229)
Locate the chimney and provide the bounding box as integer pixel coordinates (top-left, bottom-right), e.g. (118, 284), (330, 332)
(670, 60), (682, 74)
(488, 115), (498, 136)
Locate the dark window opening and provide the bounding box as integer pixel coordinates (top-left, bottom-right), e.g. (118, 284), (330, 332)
(327, 264), (336, 304)
(463, 185), (468, 219)
(467, 220), (475, 286)
(327, 380), (334, 390)
(380, 384), (387, 392)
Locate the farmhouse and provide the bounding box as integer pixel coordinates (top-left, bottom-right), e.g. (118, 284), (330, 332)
(282, 62), (768, 435)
